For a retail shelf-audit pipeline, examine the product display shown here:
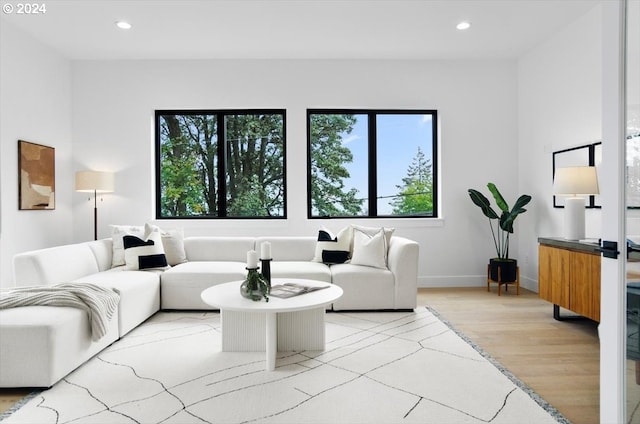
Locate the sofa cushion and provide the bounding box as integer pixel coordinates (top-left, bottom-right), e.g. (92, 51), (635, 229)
(256, 237), (316, 261)
(312, 227), (352, 264)
(351, 225), (395, 247)
(13, 243), (101, 286)
(0, 305), (119, 387)
(270, 261), (332, 283)
(75, 269), (161, 336)
(144, 223), (187, 266)
(161, 261), (248, 309)
(123, 232), (169, 271)
(110, 224), (145, 267)
(86, 239), (114, 272)
(350, 227), (387, 269)
(351, 225), (395, 266)
(184, 237), (255, 262)
(330, 263), (395, 310)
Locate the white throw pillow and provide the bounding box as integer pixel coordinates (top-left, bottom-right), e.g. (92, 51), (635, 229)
(350, 225), (394, 265)
(312, 226), (352, 264)
(350, 227), (387, 269)
(144, 223), (187, 266)
(123, 230), (170, 271)
(110, 224), (145, 267)
(351, 225), (394, 248)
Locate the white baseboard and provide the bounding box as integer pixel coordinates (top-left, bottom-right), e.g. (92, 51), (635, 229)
(418, 275), (485, 288)
(418, 275), (540, 294)
(520, 276), (538, 293)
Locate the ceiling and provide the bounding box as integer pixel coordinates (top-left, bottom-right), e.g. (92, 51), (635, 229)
(1, 0), (601, 61)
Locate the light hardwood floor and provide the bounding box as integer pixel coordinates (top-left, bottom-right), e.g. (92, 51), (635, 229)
(0, 287), (600, 423)
(421, 287), (600, 424)
(0, 389), (30, 416)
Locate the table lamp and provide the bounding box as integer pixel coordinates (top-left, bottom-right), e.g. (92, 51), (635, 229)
(553, 166), (599, 240)
(76, 170), (114, 240)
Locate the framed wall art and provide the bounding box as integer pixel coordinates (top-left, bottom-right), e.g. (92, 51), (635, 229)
(552, 141), (608, 209)
(554, 133), (640, 210)
(552, 144), (591, 208)
(18, 140), (55, 210)
(592, 142), (602, 208)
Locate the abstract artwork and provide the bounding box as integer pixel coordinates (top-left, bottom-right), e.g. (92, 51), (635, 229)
(18, 140), (55, 210)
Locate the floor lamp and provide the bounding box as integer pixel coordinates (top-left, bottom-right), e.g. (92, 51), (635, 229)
(553, 166), (599, 241)
(75, 171), (114, 240)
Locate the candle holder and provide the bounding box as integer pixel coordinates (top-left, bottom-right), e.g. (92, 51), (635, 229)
(240, 266), (270, 302)
(260, 258), (272, 288)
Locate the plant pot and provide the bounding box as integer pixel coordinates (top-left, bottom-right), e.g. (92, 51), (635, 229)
(489, 258), (518, 283)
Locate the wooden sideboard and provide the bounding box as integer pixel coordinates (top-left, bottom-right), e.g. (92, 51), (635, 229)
(538, 237), (601, 322)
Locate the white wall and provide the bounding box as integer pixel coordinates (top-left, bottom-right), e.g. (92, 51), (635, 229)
(71, 59), (519, 288)
(517, 4), (605, 291)
(0, 21), (73, 287)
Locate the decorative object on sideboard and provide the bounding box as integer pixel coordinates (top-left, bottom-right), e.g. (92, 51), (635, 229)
(260, 241), (272, 286)
(552, 144), (591, 208)
(18, 140), (55, 210)
(75, 170), (115, 240)
(468, 183), (532, 285)
(240, 250), (270, 302)
(553, 166), (599, 241)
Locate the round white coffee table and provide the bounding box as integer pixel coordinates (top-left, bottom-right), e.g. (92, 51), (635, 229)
(201, 279), (343, 371)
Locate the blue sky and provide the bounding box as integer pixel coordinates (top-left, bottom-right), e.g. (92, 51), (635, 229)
(341, 114), (434, 215)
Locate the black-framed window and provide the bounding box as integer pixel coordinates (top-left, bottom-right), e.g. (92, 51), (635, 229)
(307, 109), (438, 218)
(155, 110), (286, 219)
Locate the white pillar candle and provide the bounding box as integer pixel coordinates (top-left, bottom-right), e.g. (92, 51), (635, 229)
(247, 250), (258, 268)
(261, 241), (272, 260)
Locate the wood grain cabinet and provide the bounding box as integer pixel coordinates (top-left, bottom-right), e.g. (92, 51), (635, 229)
(538, 238), (601, 322)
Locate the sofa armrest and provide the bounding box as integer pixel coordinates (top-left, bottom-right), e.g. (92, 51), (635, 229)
(387, 236), (419, 309)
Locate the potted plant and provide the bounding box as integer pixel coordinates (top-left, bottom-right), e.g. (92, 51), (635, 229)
(468, 183), (532, 283)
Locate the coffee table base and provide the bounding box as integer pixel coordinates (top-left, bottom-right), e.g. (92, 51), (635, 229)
(221, 308), (326, 370)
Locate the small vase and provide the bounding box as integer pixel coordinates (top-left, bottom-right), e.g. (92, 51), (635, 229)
(240, 267), (270, 302)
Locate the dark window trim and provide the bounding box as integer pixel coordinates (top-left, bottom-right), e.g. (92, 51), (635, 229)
(306, 108), (438, 219)
(155, 109), (287, 220)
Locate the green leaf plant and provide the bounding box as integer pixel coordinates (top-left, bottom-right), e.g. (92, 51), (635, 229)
(468, 183), (532, 260)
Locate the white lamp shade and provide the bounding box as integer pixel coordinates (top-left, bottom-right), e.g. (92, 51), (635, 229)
(553, 166), (600, 196)
(75, 171), (114, 193)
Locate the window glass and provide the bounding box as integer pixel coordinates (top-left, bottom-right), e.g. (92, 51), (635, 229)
(308, 109), (437, 218)
(158, 114), (218, 217)
(224, 114), (285, 217)
(157, 110), (285, 219)
(308, 113), (367, 217)
(377, 113), (435, 216)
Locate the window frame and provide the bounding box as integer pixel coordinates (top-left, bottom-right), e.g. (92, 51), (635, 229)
(306, 109), (438, 219)
(155, 109), (287, 220)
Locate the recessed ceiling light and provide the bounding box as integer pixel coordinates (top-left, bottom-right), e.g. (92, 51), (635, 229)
(115, 21), (132, 30)
(456, 21), (471, 30)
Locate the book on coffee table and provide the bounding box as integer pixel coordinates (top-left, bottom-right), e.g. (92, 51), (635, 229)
(269, 282), (330, 298)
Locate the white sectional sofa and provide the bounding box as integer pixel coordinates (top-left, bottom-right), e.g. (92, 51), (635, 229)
(0, 233), (418, 388)
(2, 240), (160, 388)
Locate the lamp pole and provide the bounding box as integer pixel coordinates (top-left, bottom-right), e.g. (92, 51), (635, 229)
(93, 189), (98, 240)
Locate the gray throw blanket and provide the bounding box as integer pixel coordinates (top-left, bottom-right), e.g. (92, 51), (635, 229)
(0, 283), (120, 341)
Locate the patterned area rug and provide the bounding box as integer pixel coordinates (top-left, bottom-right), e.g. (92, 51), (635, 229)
(1, 308), (569, 423)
